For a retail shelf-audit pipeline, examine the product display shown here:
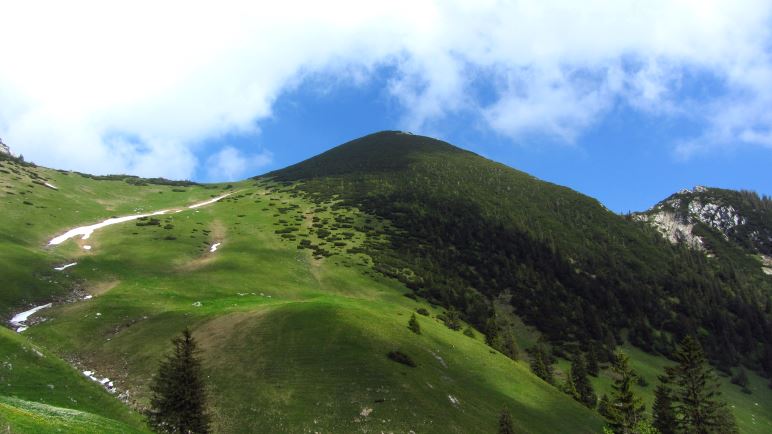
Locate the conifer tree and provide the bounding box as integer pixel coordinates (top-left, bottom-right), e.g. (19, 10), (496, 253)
(608, 351), (644, 434)
(148, 328), (210, 434)
(597, 394), (612, 420)
(485, 316), (499, 347)
(652, 379), (677, 434)
(529, 345), (554, 384)
(408, 313), (421, 334)
(570, 355), (597, 408)
(500, 330), (519, 360)
(665, 336), (737, 434)
(586, 347), (600, 377)
(498, 407), (515, 434)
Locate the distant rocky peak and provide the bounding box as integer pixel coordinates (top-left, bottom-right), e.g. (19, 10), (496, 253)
(637, 186), (772, 269)
(0, 137), (9, 155)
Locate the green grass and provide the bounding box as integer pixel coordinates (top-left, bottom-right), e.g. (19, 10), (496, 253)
(0, 396), (146, 433)
(1, 152), (769, 433)
(0, 327), (148, 432)
(5, 176), (602, 433)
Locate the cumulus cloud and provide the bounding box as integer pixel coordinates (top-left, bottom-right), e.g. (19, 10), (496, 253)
(0, 0), (771, 179)
(205, 146), (273, 181)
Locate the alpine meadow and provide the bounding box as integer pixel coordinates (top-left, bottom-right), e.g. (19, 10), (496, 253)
(0, 131), (771, 433)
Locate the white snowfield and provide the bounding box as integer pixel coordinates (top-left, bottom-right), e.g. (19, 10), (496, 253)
(10, 303), (52, 332)
(210, 242), (221, 253)
(47, 193), (231, 246)
(53, 262), (77, 271)
(188, 194), (230, 209)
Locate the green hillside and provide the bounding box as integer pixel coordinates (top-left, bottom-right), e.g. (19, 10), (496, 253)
(269, 131), (772, 375)
(0, 154), (603, 432)
(1, 133), (770, 432)
(0, 327), (148, 432)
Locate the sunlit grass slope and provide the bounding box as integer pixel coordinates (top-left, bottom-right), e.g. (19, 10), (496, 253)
(0, 156), (225, 315)
(2, 144), (769, 433)
(0, 396), (146, 434)
(0, 327), (148, 432)
(14, 176), (603, 433)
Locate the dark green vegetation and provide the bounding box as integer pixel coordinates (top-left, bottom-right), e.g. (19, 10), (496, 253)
(658, 336), (738, 433)
(1, 131), (771, 432)
(148, 329), (210, 433)
(0, 151), (604, 433)
(269, 131), (772, 379)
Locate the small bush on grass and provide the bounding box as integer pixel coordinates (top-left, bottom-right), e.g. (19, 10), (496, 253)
(387, 351), (416, 367)
(408, 314), (421, 334)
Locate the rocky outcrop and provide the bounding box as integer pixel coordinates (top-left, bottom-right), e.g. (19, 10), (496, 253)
(635, 209), (705, 250)
(762, 255), (772, 275)
(0, 138), (9, 155)
(637, 186), (772, 275)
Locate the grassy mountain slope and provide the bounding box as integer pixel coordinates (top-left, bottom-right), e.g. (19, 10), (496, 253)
(0, 327), (148, 432)
(1, 133), (771, 432)
(1, 159), (604, 432)
(268, 131), (772, 373)
(0, 155), (220, 316)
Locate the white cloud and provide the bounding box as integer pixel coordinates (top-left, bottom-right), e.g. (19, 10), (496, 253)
(0, 0), (771, 178)
(205, 146), (273, 181)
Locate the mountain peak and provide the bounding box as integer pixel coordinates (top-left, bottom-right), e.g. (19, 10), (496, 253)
(637, 186), (772, 267)
(0, 137), (9, 156)
(266, 130), (471, 180)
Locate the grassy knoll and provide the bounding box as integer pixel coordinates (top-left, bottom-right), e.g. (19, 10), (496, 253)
(1, 148), (769, 432)
(19, 181), (603, 433)
(0, 157), (224, 314)
(0, 327), (148, 432)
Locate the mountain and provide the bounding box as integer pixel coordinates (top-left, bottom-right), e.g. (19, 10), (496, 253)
(636, 186), (772, 275)
(269, 131), (772, 371)
(1, 131), (770, 433)
(0, 138), (9, 156)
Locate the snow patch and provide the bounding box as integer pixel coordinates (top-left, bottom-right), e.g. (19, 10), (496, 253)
(43, 182), (58, 190)
(53, 262), (77, 271)
(10, 303), (52, 332)
(448, 395), (460, 406)
(82, 369), (116, 393)
(83, 245), (92, 250)
(188, 194), (231, 209)
(48, 194), (231, 246)
(49, 210), (168, 245)
(210, 242), (221, 253)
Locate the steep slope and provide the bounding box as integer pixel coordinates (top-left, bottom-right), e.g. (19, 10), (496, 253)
(0, 153), (220, 316)
(0, 328), (148, 432)
(1, 159), (604, 432)
(2, 132), (771, 432)
(268, 131), (772, 376)
(636, 186), (772, 276)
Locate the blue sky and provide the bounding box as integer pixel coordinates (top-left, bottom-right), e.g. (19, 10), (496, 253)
(1, 1), (771, 212)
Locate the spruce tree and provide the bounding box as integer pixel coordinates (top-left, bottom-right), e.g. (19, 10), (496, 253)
(652, 379), (677, 434)
(665, 336), (737, 434)
(408, 313), (421, 334)
(498, 407), (515, 434)
(148, 328), (210, 434)
(586, 347), (600, 377)
(608, 351), (644, 434)
(597, 393), (612, 420)
(500, 330), (519, 360)
(570, 355), (597, 408)
(485, 316), (499, 347)
(529, 345), (554, 384)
